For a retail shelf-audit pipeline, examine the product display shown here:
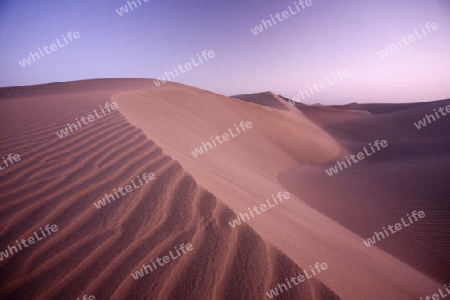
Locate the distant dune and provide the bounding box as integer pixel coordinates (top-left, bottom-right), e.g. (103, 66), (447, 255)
(0, 79), (446, 299)
(232, 91), (292, 111)
(328, 101), (427, 114)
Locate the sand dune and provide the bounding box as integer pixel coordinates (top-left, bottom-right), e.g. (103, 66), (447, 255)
(0, 79), (446, 299)
(114, 84), (442, 299)
(0, 80), (339, 299)
(329, 101), (427, 114)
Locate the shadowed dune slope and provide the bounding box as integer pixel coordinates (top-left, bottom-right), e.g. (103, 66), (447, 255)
(284, 100), (450, 282)
(0, 80), (339, 299)
(114, 83), (442, 299)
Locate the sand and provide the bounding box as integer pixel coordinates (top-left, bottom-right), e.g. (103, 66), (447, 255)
(0, 79), (446, 299)
(282, 100), (450, 283)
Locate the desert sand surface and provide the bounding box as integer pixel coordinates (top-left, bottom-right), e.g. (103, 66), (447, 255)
(0, 79), (445, 299)
(281, 100), (450, 283)
(0, 79), (338, 300)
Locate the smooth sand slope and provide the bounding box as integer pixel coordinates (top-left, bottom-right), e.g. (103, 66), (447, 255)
(0, 80), (339, 299)
(282, 101), (450, 283)
(113, 84), (442, 299)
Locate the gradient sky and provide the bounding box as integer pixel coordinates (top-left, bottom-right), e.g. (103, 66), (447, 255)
(0, 0), (449, 104)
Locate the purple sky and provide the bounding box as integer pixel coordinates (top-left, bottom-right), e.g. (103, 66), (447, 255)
(0, 0), (449, 104)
